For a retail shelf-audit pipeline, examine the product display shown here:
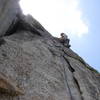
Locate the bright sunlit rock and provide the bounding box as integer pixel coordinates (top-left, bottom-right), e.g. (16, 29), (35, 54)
(19, 0), (88, 37)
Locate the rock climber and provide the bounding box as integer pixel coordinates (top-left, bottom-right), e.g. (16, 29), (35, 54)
(60, 33), (71, 48)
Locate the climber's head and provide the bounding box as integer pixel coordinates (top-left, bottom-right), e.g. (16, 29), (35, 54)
(61, 33), (64, 36)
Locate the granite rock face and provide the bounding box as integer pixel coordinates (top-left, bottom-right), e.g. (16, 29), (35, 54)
(0, 0), (100, 100)
(0, 0), (21, 37)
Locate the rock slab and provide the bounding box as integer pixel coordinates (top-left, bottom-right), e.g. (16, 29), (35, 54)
(0, 0), (100, 100)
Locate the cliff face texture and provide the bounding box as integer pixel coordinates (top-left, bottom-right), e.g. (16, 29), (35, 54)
(0, 0), (100, 100)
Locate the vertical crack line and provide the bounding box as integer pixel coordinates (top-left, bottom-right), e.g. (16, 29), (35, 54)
(63, 55), (84, 100)
(73, 77), (84, 100)
(61, 57), (74, 100)
(63, 55), (75, 73)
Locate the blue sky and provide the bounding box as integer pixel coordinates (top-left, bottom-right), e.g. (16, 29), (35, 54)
(72, 0), (100, 72)
(19, 0), (100, 72)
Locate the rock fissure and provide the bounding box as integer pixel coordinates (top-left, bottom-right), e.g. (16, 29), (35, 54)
(63, 53), (84, 100)
(73, 77), (84, 100)
(61, 57), (74, 100)
(63, 48), (99, 74)
(63, 55), (75, 73)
